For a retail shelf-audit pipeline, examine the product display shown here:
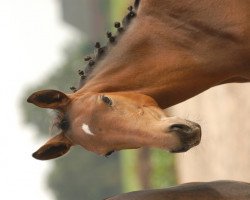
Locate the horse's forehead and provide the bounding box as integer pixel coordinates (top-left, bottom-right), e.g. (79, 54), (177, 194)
(67, 95), (96, 116)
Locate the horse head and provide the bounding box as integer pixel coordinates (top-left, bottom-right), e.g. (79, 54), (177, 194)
(27, 89), (201, 160)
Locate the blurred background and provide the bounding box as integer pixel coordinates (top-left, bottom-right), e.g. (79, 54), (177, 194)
(1, 0), (250, 200)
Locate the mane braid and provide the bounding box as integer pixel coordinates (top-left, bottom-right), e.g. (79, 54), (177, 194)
(69, 1), (139, 92)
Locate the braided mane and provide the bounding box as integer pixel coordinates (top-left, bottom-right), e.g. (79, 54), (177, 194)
(70, 0), (140, 93)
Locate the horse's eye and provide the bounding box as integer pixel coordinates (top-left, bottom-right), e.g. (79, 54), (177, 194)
(101, 95), (113, 106)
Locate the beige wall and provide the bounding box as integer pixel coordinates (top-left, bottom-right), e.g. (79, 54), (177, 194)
(169, 83), (250, 183)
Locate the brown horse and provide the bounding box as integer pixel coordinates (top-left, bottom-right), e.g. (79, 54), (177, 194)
(28, 0), (250, 160)
(105, 181), (250, 200)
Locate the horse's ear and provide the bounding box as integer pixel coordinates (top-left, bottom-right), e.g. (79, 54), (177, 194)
(32, 133), (73, 160)
(27, 90), (70, 110)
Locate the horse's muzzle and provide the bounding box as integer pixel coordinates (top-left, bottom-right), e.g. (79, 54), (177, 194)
(169, 121), (201, 153)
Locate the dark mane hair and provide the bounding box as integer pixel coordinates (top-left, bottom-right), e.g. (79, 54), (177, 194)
(69, 0), (140, 93)
(52, 111), (70, 132)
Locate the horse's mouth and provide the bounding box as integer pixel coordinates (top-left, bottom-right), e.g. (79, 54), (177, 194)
(168, 123), (202, 153)
(170, 138), (201, 153)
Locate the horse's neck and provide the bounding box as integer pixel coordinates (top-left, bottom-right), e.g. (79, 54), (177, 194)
(81, 0), (249, 108)
(141, 0), (249, 25)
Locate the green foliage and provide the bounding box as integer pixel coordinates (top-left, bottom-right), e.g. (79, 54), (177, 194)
(109, 0), (134, 24)
(120, 150), (141, 192)
(150, 149), (177, 188)
(48, 147), (121, 200)
(120, 149), (177, 192)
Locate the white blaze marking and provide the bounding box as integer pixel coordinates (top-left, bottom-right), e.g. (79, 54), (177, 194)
(82, 124), (94, 135)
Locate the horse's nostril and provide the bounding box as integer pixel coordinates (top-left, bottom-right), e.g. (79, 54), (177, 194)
(187, 120), (201, 130)
(169, 124), (192, 133)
